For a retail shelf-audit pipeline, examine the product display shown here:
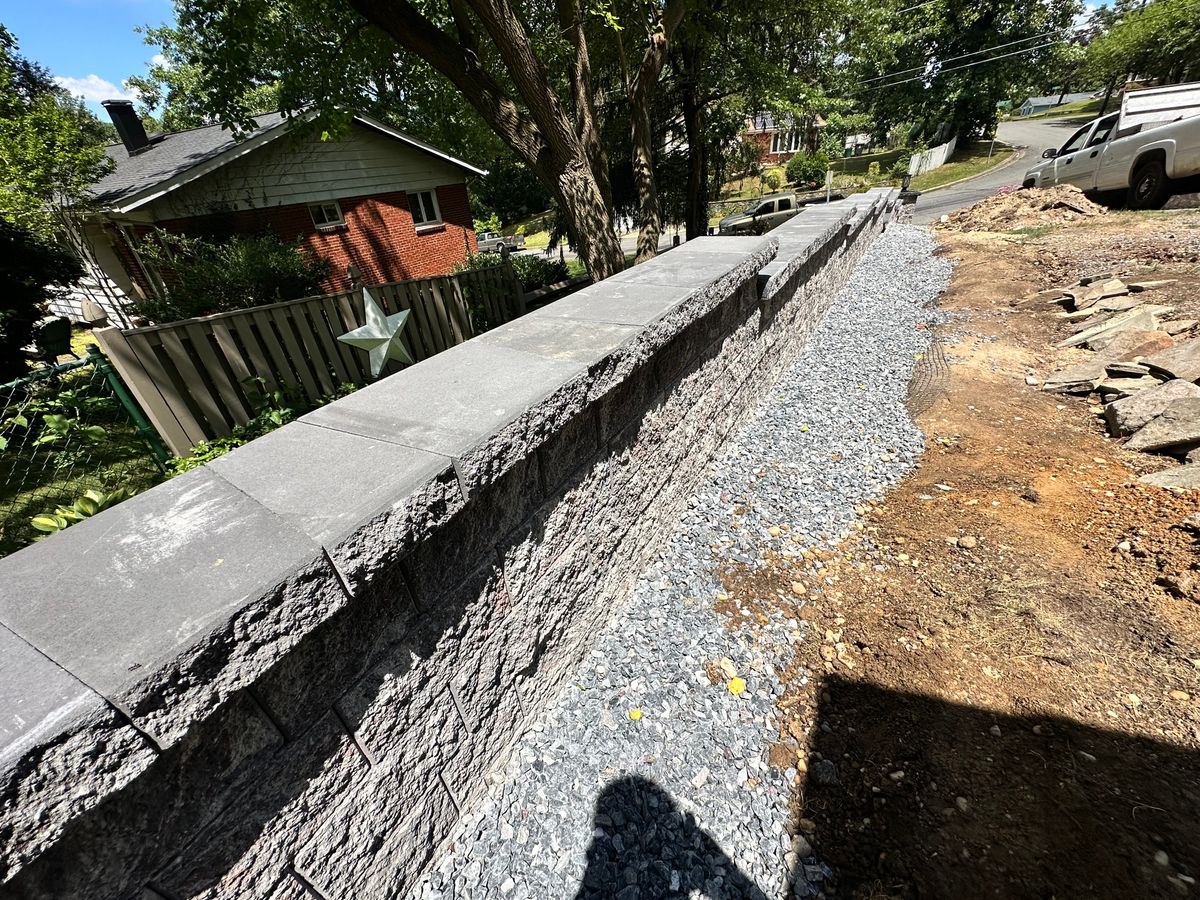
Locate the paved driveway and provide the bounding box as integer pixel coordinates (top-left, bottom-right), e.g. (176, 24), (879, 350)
(910, 119), (1082, 224)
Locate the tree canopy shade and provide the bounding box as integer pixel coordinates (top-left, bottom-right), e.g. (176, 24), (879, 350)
(0, 27), (113, 238)
(840, 0), (1078, 140)
(164, 0), (639, 278)
(1083, 0), (1199, 89)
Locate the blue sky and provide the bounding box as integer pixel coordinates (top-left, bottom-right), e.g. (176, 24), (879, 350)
(3, 0), (175, 111)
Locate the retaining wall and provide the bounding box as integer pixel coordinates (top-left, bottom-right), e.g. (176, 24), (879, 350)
(0, 188), (898, 900)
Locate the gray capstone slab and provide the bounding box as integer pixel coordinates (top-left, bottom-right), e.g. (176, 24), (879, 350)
(209, 420), (458, 552)
(0, 466), (340, 747)
(476, 316), (641, 366)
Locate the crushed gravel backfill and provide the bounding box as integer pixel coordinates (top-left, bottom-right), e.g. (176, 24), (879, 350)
(413, 223), (954, 900)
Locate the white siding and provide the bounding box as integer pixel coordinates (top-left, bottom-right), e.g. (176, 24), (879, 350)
(149, 124), (469, 220)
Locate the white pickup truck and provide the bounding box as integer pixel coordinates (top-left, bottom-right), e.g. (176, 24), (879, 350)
(1022, 82), (1200, 208)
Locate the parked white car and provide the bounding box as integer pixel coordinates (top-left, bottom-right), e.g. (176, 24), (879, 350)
(477, 231), (526, 253)
(1022, 82), (1200, 208)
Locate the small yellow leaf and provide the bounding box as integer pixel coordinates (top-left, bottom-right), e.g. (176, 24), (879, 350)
(628, 708), (642, 721)
(727, 677), (746, 696)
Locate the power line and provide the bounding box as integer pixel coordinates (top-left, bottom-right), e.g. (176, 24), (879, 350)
(859, 30), (1070, 83)
(856, 38), (1067, 93)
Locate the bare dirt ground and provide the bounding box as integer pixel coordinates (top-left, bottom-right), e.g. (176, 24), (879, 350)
(724, 210), (1200, 899)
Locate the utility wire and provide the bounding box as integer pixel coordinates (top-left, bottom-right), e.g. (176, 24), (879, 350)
(855, 38), (1066, 93)
(859, 29), (1070, 83)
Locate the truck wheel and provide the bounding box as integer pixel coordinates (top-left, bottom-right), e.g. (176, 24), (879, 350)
(1022, 178), (1036, 189)
(1129, 160), (1171, 210)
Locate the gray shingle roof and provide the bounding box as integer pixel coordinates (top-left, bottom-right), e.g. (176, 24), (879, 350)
(88, 112), (290, 206)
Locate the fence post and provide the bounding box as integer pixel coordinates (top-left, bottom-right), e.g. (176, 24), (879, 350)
(86, 345), (170, 466)
(502, 256), (527, 316)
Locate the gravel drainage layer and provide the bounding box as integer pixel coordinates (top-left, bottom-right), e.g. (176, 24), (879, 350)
(413, 224), (954, 900)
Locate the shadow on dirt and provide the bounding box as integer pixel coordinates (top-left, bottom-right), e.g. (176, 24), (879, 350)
(800, 675), (1200, 899)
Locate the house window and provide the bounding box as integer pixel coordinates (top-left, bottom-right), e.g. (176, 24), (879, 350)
(309, 201), (345, 228)
(771, 130), (802, 154)
(409, 190), (442, 228)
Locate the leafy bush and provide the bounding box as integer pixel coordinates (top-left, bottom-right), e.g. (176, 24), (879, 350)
(785, 151), (830, 187)
(31, 488), (132, 535)
(508, 254), (568, 292)
(0, 217), (83, 381)
(473, 211), (502, 234)
(763, 168), (784, 191)
(134, 231), (333, 323)
(890, 157), (912, 181)
(455, 251), (567, 292)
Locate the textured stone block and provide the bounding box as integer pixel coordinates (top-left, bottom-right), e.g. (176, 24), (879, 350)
(11, 690), (282, 900)
(143, 712), (367, 900)
(0, 625), (156, 882)
(209, 421), (464, 589)
(293, 764), (459, 900)
(0, 467), (347, 749)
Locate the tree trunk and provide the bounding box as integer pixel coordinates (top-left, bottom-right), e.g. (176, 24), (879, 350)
(1098, 79), (1117, 115)
(680, 45), (708, 241)
(628, 0), (686, 264)
(347, 0), (625, 279)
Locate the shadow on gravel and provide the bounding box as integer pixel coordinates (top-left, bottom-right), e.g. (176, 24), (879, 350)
(800, 676), (1200, 899)
(573, 776), (770, 900)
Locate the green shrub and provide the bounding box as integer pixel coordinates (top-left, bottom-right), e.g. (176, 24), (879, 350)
(763, 169), (783, 191)
(785, 151), (830, 187)
(890, 157), (912, 181)
(134, 231), (333, 323)
(508, 254), (568, 292)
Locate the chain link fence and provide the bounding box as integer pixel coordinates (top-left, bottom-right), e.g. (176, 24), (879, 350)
(0, 346), (169, 558)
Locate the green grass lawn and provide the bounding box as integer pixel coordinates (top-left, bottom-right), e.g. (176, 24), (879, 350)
(908, 142), (1015, 191)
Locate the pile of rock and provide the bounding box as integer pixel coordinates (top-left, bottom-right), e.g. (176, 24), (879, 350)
(1039, 274), (1200, 488)
(939, 185), (1107, 232)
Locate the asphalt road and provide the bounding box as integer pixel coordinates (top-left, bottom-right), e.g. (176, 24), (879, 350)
(910, 119), (1082, 224)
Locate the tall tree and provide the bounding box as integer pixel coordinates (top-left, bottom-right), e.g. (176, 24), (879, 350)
(171, 0), (630, 278)
(0, 27), (113, 237)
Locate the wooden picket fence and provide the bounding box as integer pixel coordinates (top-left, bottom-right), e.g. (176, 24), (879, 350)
(94, 263), (524, 455)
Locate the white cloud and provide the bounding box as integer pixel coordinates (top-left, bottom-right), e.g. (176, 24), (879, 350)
(54, 74), (139, 104)
(150, 53), (167, 67)
(1073, 2), (1099, 29)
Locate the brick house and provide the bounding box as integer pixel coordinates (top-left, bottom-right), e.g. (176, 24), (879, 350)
(77, 102), (485, 318)
(742, 112), (825, 166)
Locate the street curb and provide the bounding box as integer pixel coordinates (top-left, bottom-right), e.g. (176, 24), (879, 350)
(916, 144), (1025, 195)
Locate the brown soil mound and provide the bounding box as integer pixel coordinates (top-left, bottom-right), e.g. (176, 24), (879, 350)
(940, 184), (1107, 232)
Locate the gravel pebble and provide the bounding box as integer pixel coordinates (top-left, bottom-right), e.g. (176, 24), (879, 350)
(412, 224), (952, 899)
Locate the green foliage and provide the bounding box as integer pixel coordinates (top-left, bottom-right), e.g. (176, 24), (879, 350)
(454, 251), (567, 293)
(134, 231), (333, 323)
(0, 28), (113, 237)
(1083, 0), (1200, 88)
(127, 24), (281, 131)
(509, 255), (569, 292)
(762, 169), (783, 191)
(471, 157), (553, 227)
(0, 218), (85, 382)
(31, 488), (132, 535)
(167, 377), (358, 474)
(785, 151), (830, 187)
(473, 211), (503, 234)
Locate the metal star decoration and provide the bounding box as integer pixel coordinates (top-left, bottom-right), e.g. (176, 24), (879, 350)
(337, 287), (415, 378)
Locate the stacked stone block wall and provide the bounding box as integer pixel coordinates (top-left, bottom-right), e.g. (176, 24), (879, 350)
(0, 189), (898, 900)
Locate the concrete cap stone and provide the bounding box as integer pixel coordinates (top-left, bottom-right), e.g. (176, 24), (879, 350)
(526, 281), (699, 327)
(299, 341), (589, 461)
(0, 623), (105, 771)
(476, 315), (640, 366)
(0, 466), (344, 747)
(210, 420), (458, 552)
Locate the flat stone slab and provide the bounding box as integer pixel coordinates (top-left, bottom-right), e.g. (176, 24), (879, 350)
(1096, 376), (1162, 399)
(1044, 330), (1175, 393)
(1144, 339), (1200, 381)
(209, 421), (459, 553)
(1125, 397), (1200, 452)
(0, 467), (343, 747)
(1059, 308), (1158, 349)
(1138, 463), (1200, 489)
(1105, 361), (1152, 377)
(1106, 379), (1200, 436)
